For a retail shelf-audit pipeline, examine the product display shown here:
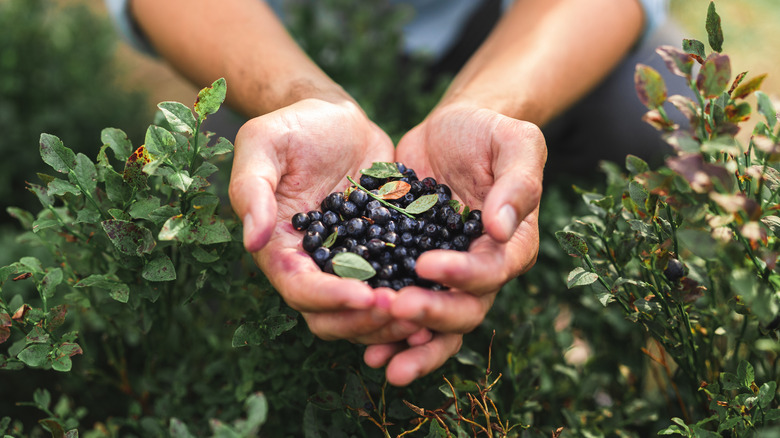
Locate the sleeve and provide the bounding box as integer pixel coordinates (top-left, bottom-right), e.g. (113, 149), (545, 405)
(103, 0), (157, 55)
(637, 0), (669, 39)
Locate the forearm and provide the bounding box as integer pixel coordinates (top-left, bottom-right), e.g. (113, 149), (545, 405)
(440, 0), (644, 126)
(131, 0), (351, 117)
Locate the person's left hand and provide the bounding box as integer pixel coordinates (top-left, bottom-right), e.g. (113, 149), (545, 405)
(364, 102), (547, 386)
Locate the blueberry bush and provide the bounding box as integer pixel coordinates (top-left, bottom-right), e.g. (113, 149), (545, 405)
(2, 1), (779, 437)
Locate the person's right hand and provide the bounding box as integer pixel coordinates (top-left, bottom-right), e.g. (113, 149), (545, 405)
(228, 98), (429, 345)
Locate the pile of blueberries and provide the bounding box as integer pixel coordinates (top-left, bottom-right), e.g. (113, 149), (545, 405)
(291, 163), (483, 290)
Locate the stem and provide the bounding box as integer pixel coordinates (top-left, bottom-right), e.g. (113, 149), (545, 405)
(665, 203), (679, 257)
(190, 118), (202, 172)
(346, 176), (414, 218)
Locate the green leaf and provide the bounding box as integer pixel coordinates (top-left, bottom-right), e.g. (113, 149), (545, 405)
(199, 137), (234, 159)
(142, 255), (176, 282)
(76, 207), (101, 224)
(194, 77), (227, 121)
(682, 39), (706, 60)
(108, 208), (131, 221)
(39, 268), (63, 298)
(404, 194), (438, 215)
(7, 207), (34, 230)
(193, 162), (219, 179)
(322, 229), (338, 248)
(101, 127), (133, 162)
(307, 391), (342, 411)
(567, 267), (599, 288)
(123, 145), (153, 190)
(696, 53), (731, 99)
(756, 91), (778, 129)
(626, 154), (650, 175)
(231, 314), (298, 347)
(33, 388), (51, 411)
(635, 64), (667, 109)
(191, 246), (220, 263)
(129, 197), (162, 219)
(51, 354), (72, 372)
(555, 231), (589, 257)
(242, 393), (269, 433)
(39, 134), (76, 174)
(738, 360), (755, 388)
(145, 125), (176, 157)
(758, 381), (777, 409)
(331, 252), (376, 280)
(721, 372), (741, 390)
(47, 179), (79, 197)
(159, 215), (191, 241)
(71, 153), (97, 194)
(629, 181), (648, 213)
(20, 257), (44, 275)
(75, 274), (130, 303)
(705, 1), (723, 53)
(732, 74), (766, 99)
(169, 418), (196, 438)
(26, 326), (50, 344)
(166, 170), (194, 192)
(17, 343), (50, 368)
(102, 219), (156, 256)
(158, 101), (197, 135)
(360, 162), (403, 179)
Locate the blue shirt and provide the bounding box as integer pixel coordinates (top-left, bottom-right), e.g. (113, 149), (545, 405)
(106, 0), (668, 60)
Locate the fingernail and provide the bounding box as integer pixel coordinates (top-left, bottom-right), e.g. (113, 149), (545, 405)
(243, 213), (256, 251)
(497, 204), (517, 239)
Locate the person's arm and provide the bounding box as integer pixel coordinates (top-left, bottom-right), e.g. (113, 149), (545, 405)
(374, 0), (645, 386)
(442, 0), (644, 125)
(131, 0), (350, 116)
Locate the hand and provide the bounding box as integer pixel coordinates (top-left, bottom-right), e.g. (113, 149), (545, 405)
(228, 98), (429, 345)
(364, 103), (547, 386)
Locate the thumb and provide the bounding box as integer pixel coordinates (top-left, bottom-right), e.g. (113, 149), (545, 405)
(229, 126), (281, 253)
(481, 118), (546, 242)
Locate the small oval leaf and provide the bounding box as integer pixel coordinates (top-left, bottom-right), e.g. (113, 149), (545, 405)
(332, 252), (376, 281)
(696, 53), (731, 99)
(377, 181), (411, 200)
(404, 194), (438, 215)
(635, 64), (667, 109)
(322, 228), (339, 248)
(555, 231), (589, 257)
(360, 162), (403, 179)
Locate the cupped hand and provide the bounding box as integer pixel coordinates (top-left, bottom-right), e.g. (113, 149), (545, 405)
(365, 103), (547, 386)
(228, 98), (428, 345)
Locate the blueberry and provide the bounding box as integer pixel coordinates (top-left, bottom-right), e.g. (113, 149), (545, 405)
(435, 191), (451, 206)
(302, 231), (323, 253)
(307, 221), (327, 236)
(446, 214), (464, 233)
(422, 177), (437, 191)
(323, 258), (334, 274)
(307, 210), (323, 222)
(401, 256), (416, 273)
(391, 279), (405, 291)
(409, 180), (425, 196)
(436, 206), (455, 224)
(360, 174), (383, 190)
(424, 223), (439, 237)
(350, 244), (370, 259)
(384, 220), (397, 233)
(403, 168), (417, 180)
(438, 227), (452, 241)
(330, 224), (346, 241)
(467, 210), (482, 222)
(418, 236), (435, 251)
(312, 247), (330, 267)
(393, 245), (409, 261)
(664, 258), (685, 282)
(291, 212), (310, 231)
(376, 279), (392, 288)
(322, 210), (339, 227)
(395, 162), (407, 173)
(399, 217), (417, 233)
(369, 206), (391, 224)
(399, 232), (414, 247)
(379, 264), (397, 280)
(322, 192), (343, 211)
(344, 238), (358, 250)
(434, 184), (452, 198)
(378, 251), (393, 265)
(437, 241), (452, 250)
(346, 217), (368, 238)
(463, 220), (483, 238)
(382, 231), (399, 245)
(366, 238), (386, 255)
(452, 234), (469, 251)
(400, 193), (416, 206)
(366, 200), (382, 211)
(366, 224), (383, 240)
(348, 189), (369, 209)
(331, 246), (348, 255)
(340, 201), (359, 218)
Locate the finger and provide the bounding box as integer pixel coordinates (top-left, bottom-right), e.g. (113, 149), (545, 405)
(390, 286), (493, 333)
(406, 328), (434, 347)
(229, 123), (281, 252)
(482, 119), (546, 242)
(364, 343), (406, 368)
(414, 217), (538, 294)
(304, 289), (423, 342)
(384, 333), (463, 386)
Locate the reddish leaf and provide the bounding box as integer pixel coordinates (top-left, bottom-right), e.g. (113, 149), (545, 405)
(123, 145), (153, 190)
(377, 181), (411, 200)
(0, 312), (11, 344)
(731, 74), (767, 99)
(656, 45), (694, 78)
(12, 304), (32, 321)
(0, 327), (9, 344)
(635, 64), (667, 109)
(696, 53), (731, 99)
(667, 154), (733, 193)
(728, 71), (748, 95)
